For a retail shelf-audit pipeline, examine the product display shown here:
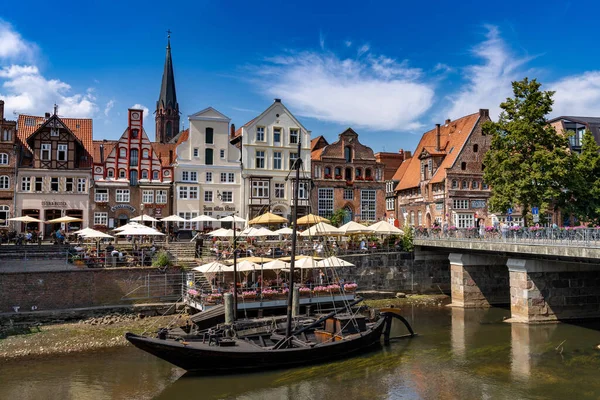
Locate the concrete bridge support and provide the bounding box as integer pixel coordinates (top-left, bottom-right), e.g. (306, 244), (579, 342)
(507, 259), (600, 323)
(449, 253), (509, 308)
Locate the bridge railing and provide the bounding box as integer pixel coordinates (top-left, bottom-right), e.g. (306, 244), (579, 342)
(413, 227), (600, 247)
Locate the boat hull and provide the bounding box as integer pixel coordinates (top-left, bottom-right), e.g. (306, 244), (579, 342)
(125, 317), (386, 374)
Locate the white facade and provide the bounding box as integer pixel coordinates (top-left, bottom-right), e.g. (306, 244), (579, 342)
(235, 99), (311, 220)
(174, 107), (241, 230)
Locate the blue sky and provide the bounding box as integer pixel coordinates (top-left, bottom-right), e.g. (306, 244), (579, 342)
(1, 0), (599, 152)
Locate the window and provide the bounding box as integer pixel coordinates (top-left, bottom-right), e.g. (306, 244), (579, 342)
(273, 127), (281, 143)
(324, 167), (331, 177)
(152, 170), (159, 180)
(142, 149), (149, 159)
(274, 182), (285, 198)
(2, 129), (12, 141)
(289, 128), (299, 144)
(179, 186), (189, 199)
(0, 176), (8, 189)
(314, 165), (321, 178)
(94, 212), (108, 226)
(156, 190), (168, 204)
(333, 167), (340, 178)
(95, 189), (108, 202)
(129, 170), (138, 186)
(131, 129), (139, 139)
(221, 191), (233, 202)
(205, 148), (214, 165)
(143, 190), (154, 203)
(473, 144), (479, 152)
(51, 128), (59, 136)
(365, 169), (372, 178)
(453, 199), (469, 209)
(451, 180), (458, 189)
(220, 173), (227, 183)
(220, 149), (225, 159)
(417, 211), (423, 226)
(256, 126), (265, 141)
(461, 162), (466, 170)
(410, 211), (415, 226)
(141, 170), (148, 180)
(65, 177), (74, 192)
(116, 189), (130, 202)
(182, 171), (197, 182)
(345, 146), (352, 163)
(0, 205), (9, 227)
(482, 182), (489, 190)
(119, 148), (126, 158)
(178, 212), (199, 230)
(49, 177), (58, 192)
(228, 173), (235, 183)
(77, 178), (86, 193)
(193, 148), (199, 157)
(107, 169), (114, 178)
(34, 177), (43, 192)
(206, 127), (214, 144)
(472, 181), (479, 189)
(343, 189), (353, 200)
(206, 172), (213, 183)
(273, 152), (282, 170)
(456, 213), (474, 228)
(294, 182), (308, 199)
(355, 168), (362, 178)
(461, 180), (468, 189)
(166, 121), (172, 139)
(386, 198), (394, 210)
(252, 180), (269, 198)
(289, 152), (298, 169)
(345, 168), (352, 181)
(119, 169), (126, 179)
(204, 190), (213, 202)
(56, 144), (68, 161)
(318, 188), (334, 218)
(0, 153), (8, 165)
(256, 151), (265, 168)
(360, 190), (376, 221)
(130, 149), (138, 166)
(428, 159), (433, 174)
(41, 143), (51, 160)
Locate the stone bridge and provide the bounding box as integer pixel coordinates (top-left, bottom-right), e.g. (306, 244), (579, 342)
(415, 230), (600, 323)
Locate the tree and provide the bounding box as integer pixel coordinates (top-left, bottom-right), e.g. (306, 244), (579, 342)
(329, 208), (348, 227)
(567, 130), (600, 225)
(482, 78), (573, 225)
(400, 223), (414, 252)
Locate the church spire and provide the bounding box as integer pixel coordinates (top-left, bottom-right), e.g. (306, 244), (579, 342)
(155, 30), (180, 143)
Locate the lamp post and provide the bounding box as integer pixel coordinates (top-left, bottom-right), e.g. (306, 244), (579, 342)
(140, 203), (145, 225)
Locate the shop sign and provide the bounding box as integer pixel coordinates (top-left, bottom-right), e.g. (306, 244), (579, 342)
(111, 204), (136, 212)
(471, 200), (486, 209)
(42, 201), (67, 208)
(154, 208), (163, 216)
(204, 205), (237, 212)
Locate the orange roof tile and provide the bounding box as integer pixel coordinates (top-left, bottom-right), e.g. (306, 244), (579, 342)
(92, 140), (117, 164)
(152, 143), (177, 166)
(311, 147), (325, 161)
(392, 158), (411, 183)
(396, 112), (480, 190)
(17, 114), (93, 156)
(174, 128), (189, 146)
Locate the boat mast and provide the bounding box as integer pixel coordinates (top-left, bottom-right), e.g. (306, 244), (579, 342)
(285, 138), (302, 339)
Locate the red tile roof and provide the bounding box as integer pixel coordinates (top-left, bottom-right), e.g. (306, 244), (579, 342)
(174, 128), (189, 146)
(92, 140), (117, 164)
(395, 112), (480, 191)
(17, 114), (93, 156)
(311, 147), (325, 161)
(152, 143), (176, 166)
(392, 158), (411, 182)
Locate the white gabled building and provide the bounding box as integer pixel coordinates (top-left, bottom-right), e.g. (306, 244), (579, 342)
(174, 107), (241, 231)
(230, 99), (312, 221)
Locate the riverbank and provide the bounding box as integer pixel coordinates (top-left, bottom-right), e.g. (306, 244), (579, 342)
(0, 295), (449, 362)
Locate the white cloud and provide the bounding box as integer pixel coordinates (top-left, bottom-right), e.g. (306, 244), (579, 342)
(550, 72), (600, 117)
(445, 25), (533, 120)
(131, 103), (150, 119)
(319, 32), (325, 50)
(344, 40), (352, 48)
(104, 99), (115, 116)
(357, 44), (370, 58)
(252, 47), (433, 131)
(0, 20), (98, 118)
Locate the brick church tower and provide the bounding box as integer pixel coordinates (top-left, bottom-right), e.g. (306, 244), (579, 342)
(155, 32), (179, 143)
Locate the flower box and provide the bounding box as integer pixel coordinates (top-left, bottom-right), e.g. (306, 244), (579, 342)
(299, 287), (312, 296)
(260, 289), (278, 299)
(335, 175), (343, 180)
(343, 283), (358, 292)
(365, 177), (374, 181)
(241, 291), (257, 300)
(355, 176), (364, 181)
(324, 175), (332, 179)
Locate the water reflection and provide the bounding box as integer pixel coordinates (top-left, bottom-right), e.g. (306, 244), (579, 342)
(510, 322), (557, 381)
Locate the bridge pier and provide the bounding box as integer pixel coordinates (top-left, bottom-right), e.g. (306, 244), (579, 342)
(507, 259), (600, 323)
(449, 253), (509, 308)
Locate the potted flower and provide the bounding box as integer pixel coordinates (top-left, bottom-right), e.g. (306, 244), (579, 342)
(324, 174), (332, 179)
(343, 283), (358, 292)
(261, 289), (278, 299)
(187, 289), (199, 298)
(365, 176), (374, 181)
(299, 287), (312, 297)
(241, 290), (257, 300)
(206, 293), (223, 304)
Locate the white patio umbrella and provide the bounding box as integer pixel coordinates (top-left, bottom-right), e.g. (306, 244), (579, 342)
(368, 221), (404, 235)
(131, 215), (159, 222)
(295, 256), (321, 269)
(317, 256), (355, 268)
(46, 216), (83, 224)
(339, 221), (374, 235)
(193, 261), (232, 273)
(80, 230), (114, 239)
(236, 260), (258, 272)
(160, 215), (187, 222)
(262, 259), (290, 270)
(72, 227), (97, 236)
(113, 222), (144, 231)
(208, 228), (234, 237)
(219, 215), (246, 224)
(8, 215), (43, 223)
(300, 222), (341, 237)
(255, 227), (275, 236)
(239, 227), (261, 237)
(190, 214), (219, 222)
(274, 227), (295, 235)
(115, 226), (165, 236)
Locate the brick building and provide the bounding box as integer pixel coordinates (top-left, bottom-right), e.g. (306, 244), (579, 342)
(0, 100), (17, 230)
(90, 108), (175, 229)
(311, 128), (385, 223)
(16, 109), (93, 235)
(395, 109), (492, 228)
(375, 149), (411, 225)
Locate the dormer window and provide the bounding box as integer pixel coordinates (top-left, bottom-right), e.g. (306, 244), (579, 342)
(119, 148), (126, 158)
(461, 162), (467, 170)
(141, 169), (148, 180)
(119, 169), (126, 179)
(51, 128), (59, 136)
(153, 170), (159, 180)
(107, 169), (114, 178)
(451, 180), (458, 189)
(344, 146), (352, 162)
(142, 149), (149, 159)
(131, 129), (139, 139)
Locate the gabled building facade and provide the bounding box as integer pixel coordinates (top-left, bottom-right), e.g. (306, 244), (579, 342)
(174, 107), (241, 231)
(375, 149), (411, 226)
(396, 109), (492, 228)
(90, 108), (174, 229)
(230, 99), (311, 221)
(16, 109), (93, 235)
(0, 100), (17, 230)
(310, 128), (385, 223)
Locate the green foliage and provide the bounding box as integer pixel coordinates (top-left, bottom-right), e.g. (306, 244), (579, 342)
(482, 78), (573, 225)
(567, 130), (600, 225)
(400, 223), (414, 252)
(330, 208), (349, 227)
(152, 250), (172, 268)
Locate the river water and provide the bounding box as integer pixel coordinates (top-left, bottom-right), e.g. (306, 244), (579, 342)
(2, 306), (600, 400)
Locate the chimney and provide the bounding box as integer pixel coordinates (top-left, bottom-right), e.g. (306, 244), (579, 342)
(44, 112), (51, 119)
(398, 149), (404, 159)
(230, 123), (236, 138)
(435, 124), (441, 152)
(479, 109), (489, 118)
(99, 144), (104, 163)
(0, 100), (4, 120)
(274, 98), (281, 103)
(445, 118), (451, 125)
(169, 150), (174, 164)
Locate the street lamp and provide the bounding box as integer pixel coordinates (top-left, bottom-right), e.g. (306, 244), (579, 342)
(140, 203), (145, 225)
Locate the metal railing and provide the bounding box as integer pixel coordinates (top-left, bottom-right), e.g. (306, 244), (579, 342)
(414, 227), (600, 247)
